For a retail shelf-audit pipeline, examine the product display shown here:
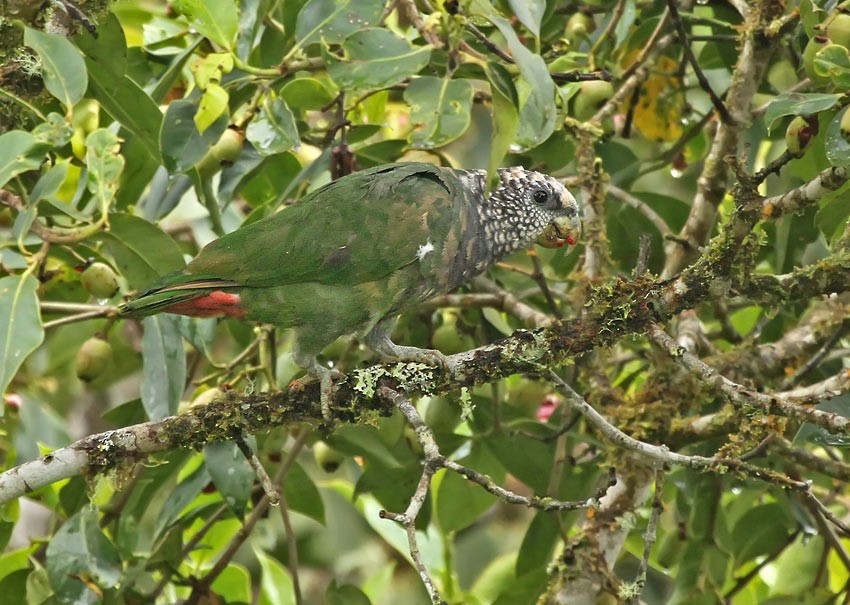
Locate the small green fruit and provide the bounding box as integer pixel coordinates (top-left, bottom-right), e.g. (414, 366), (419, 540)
(572, 80), (615, 121)
(424, 395), (462, 433)
(80, 262), (119, 299)
(785, 115), (818, 155)
(566, 13), (595, 39)
(432, 322), (475, 355)
(313, 441), (344, 473)
(75, 337), (112, 382)
(827, 12), (850, 48)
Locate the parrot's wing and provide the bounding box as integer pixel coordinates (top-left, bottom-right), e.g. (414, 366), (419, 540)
(186, 163), (469, 289)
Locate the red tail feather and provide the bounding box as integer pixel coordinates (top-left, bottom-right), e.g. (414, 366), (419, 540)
(165, 290), (246, 319)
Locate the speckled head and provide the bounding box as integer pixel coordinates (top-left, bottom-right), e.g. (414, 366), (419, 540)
(487, 167), (581, 252)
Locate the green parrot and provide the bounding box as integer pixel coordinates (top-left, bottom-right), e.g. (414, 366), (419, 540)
(120, 163), (581, 413)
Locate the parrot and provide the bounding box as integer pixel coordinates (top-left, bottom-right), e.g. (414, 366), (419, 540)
(120, 162), (581, 416)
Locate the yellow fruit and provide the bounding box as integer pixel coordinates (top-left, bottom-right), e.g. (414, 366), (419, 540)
(313, 441), (344, 473)
(75, 337), (112, 382)
(80, 262), (119, 299)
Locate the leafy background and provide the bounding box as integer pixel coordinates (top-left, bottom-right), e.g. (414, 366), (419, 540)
(2, 0), (850, 603)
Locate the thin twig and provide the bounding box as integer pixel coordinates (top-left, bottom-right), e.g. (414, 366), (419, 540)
(665, 0), (734, 124)
(235, 436), (280, 506)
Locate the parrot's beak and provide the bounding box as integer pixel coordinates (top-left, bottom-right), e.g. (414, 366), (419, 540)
(536, 214), (581, 249)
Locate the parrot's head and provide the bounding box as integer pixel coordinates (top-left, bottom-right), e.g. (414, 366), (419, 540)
(494, 167), (581, 250)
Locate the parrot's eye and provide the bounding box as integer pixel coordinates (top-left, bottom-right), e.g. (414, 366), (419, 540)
(532, 188), (550, 205)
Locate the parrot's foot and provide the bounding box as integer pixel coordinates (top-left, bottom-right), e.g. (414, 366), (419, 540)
(365, 326), (454, 371)
(295, 353), (341, 422)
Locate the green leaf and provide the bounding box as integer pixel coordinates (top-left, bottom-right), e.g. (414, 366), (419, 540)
(485, 432), (553, 493)
(256, 549), (297, 605)
(45, 507), (122, 601)
(246, 96), (301, 156)
(825, 106), (850, 166)
(435, 443), (502, 533)
(283, 460), (326, 525)
(486, 62), (520, 176)
(487, 16), (556, 150)
(211, 563), (252, 603)
(0, 131), (45, 188)
(24, 27), (87, 110)
(31, 112), (74, 148)
(507, 0), (545, 37)
(195, 84), (230, 134)
(279, 77), (335, 110)
(813, 44), (850, 88)
(0, 276), (44, 401)
(731, 502), (793, 565)
(763, 92), (842, 131)
(99, 213), (185, 290)
(516, 511), (560, 576)
(171, 0), (239, 49)
(326, 582), (372, 605)
(816, 180), (850, 241)
(325, 28), (431, 91)
(404, 76), (474, 148)
(204, 441), (254, 518)
(85, 129), (125, 215)
(141, 314), (187, 420)
(161, 98), (229, 173)
(295, 0), (385, 46)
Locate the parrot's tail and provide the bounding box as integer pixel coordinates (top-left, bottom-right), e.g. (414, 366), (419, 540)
(119, 273), (246, 319)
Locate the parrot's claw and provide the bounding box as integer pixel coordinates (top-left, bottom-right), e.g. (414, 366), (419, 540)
(295, 352), (341, 422)
(316, 366), (342, 423)
(365, 325), (454, 372)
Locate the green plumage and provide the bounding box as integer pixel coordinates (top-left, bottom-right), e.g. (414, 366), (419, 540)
(121, 162), (581, 370)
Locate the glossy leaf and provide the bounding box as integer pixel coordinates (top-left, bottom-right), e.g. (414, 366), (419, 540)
(325, 28), (431, 91)
(172, 0), (239, 49)
(0, 276), (44, 401)
(161, 98), (228, 173)
(295, 0), (385, 46)
(813, 44), (850, 88)
(45, 507), (121, 600)
(256, 549), (297, 605)
(246, 96), (301, 156)
(825, 106), (850, 166)
(487, 16), (556, 150)
(763, 92), (842, 131)
(23, 27), (87, 110)
(0, 131), (45, 188)
(405, 76), (474, 148)
(99, 213), (185, 289)
(141, 315), (187, 420)
(279, 78), (336, 110)
(204, 441), (254, 518)
(508, 0), (545, 37)
(283, 460), (326, 525)
(435, 443), (501, 533)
